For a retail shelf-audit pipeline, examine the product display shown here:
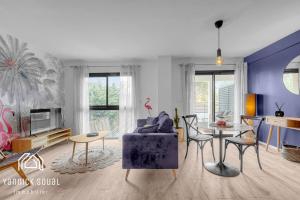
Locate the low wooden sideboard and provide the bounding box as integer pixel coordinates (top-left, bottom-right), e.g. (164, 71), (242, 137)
(265, 116), (300, 151)
(12, 128), (72, 153)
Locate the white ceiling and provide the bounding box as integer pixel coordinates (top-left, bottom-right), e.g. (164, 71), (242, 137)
(1, 0), (300, 61)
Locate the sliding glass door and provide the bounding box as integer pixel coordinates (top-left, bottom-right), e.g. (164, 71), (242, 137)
(194, 75), (213, 123)
(215, 74), (235, 122)
(195, 71), (235, 123)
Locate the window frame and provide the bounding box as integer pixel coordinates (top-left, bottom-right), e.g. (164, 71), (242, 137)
(89, 72), (120, 111)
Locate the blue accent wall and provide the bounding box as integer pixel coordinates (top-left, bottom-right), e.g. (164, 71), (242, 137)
(245, 30), (300, 147)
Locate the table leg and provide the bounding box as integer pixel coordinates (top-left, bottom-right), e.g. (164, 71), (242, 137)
(72, 142), (76, 160)
(86, 142), (88, 165)
(266, 125), (273, 151)
(171, 169), (176, 179)
(277, 127), (281, 152)
(219, 130), (223, 164)
(125, 169), (130, 180)
(204, 130), (240, 177)
(102, 137), (104, 150)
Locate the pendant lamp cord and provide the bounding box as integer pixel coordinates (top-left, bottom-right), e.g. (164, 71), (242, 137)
(218, 28), (220, 49)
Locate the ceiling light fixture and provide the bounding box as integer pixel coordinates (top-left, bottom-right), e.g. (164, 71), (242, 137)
(215, 20), (224, 66)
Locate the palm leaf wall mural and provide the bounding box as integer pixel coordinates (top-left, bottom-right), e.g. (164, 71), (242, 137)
(43, 54), (64, 108)
(0, 35), (46, 104)
(0, 35), (62, 136)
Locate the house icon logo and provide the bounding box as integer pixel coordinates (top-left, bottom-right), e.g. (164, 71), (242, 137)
(18, 153), (44, 171)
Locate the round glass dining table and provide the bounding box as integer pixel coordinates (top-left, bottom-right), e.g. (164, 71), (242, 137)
(197, 122), (253, 177)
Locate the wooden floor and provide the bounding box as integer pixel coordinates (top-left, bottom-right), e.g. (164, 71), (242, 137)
(1, 139), (300, 200)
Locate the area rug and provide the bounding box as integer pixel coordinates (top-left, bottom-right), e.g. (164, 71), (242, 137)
(51, 146), (121, 174)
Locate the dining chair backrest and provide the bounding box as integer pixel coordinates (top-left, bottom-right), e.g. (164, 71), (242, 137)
(241, 115), (265, 145)
(182, 115), (199, 140)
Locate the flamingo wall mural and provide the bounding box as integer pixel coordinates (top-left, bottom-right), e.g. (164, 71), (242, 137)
(0, 100), (18, 150)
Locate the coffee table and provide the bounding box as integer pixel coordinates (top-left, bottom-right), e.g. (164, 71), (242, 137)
(69, 131), (107, 165)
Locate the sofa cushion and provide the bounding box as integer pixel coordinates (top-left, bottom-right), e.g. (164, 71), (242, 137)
(135, 124), (159, 133)
(158, 115), (174, 133)
(137, 119), (147, 127)
(146, 117), (159, 126)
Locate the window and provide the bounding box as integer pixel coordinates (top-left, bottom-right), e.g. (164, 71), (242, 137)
(88, 73), (120, 138)
(195, 71), (235, 123)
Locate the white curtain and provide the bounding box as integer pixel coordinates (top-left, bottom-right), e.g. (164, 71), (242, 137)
(234, 61), (248, 123)
(119, 65), (140, 134)
(181, 63), (196, 115)
(73, 66), (90, 134)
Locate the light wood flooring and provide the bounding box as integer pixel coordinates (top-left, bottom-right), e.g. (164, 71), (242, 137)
(1, 139), (300, 200)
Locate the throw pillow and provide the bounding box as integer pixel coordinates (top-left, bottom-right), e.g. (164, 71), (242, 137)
(158, 111), (169, 119)
(146, 117), (159, 125)
(158, 115), (174, 133)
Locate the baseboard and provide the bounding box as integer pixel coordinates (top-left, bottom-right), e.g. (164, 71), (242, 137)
(259, 141), (277, 150)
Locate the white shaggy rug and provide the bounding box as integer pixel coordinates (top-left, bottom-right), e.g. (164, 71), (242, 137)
(51, 146), (121, 174)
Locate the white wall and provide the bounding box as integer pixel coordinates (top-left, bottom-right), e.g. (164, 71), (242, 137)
(138, 60), (159, 118)
(63, 67), (75, 131)
(157, 56), (173, 115)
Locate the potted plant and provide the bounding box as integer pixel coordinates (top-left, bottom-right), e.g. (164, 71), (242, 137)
(174, 108), (184, 142)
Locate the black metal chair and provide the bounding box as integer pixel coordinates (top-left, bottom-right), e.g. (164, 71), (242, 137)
(223, 115), (265, 172)
(182, 115), (215, 166)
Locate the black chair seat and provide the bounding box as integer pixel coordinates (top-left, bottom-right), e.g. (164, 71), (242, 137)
(189, 134), (213, 141)
(225, 137), (256, 145)
(0, 146), (44, 186)
(0, 147), (42, 167)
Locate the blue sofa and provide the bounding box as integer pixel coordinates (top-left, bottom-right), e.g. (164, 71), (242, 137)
(122, 113), (178, 180)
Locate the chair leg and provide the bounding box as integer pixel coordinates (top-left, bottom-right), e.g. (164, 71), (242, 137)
(184, 141), (190, 159)
(200, 142), (204, 167)
(210, 139), (215, 162)
(125, 169), (130, 180)
(239, 145), (243, 172)
(255, 146), (263, 170)
(197, 142), (199, 156)
(223, 140), (229, 162)
(12, 164), (31, 186)
(72, 142), (76, 160)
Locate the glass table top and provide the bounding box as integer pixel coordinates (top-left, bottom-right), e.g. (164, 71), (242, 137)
(196, 122), (253, 132)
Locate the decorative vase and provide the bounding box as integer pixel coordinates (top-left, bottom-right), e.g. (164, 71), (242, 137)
(275, 110), (284, 117)
(173, 108), (180, 129)
(176, 127), (184, 142)
(275, 102), (284, 117)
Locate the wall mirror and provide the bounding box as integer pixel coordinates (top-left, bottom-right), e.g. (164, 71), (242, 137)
(283, 55), (300, 95)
